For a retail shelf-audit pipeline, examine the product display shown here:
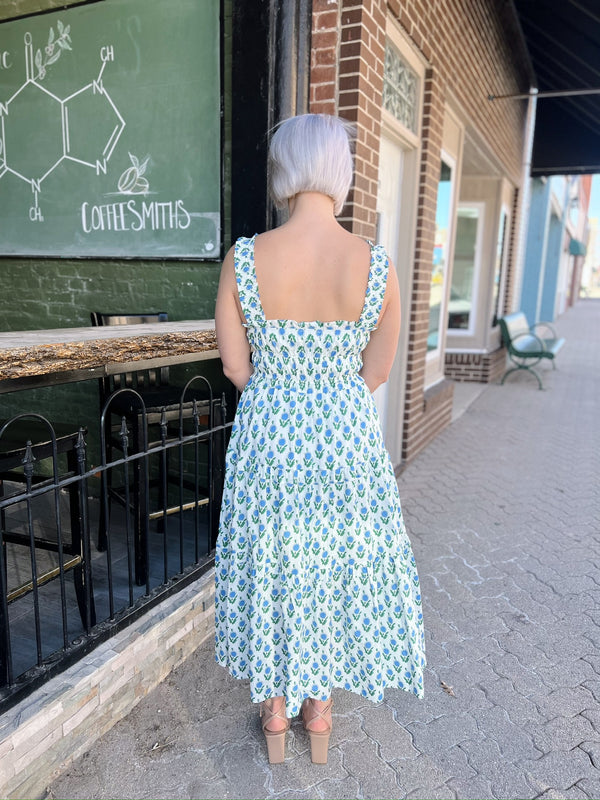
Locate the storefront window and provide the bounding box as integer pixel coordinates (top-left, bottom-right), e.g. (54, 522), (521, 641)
(383, 43), (418, 133)
(428, 159), (453, 351)
(491, 208), (508, 326)
(448, 207), (482, 331)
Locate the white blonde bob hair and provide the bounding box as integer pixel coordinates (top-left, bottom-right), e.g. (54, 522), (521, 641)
(268, 114), (354, 216)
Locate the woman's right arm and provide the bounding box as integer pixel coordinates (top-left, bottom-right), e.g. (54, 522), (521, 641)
(359, 259), (401, 393)
(215, 246), (254, 392)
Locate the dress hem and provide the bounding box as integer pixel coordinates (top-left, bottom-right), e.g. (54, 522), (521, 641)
(215, 651), (426, 718)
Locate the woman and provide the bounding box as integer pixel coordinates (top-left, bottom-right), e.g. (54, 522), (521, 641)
(214, 114), (426, 765)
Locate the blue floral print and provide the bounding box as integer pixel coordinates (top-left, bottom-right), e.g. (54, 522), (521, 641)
(215, 235), (426, 716)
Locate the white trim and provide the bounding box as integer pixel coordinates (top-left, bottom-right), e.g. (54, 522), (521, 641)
(386, 16), (428, 77)
(380, 107), (420, 151)
(448, 201), (486, 337)
(378, 122), (420, 463)
(382, 19), (425, 147)
(424, 375), (447, 394)
(445, 347), (495, 354)
(425, 145), (459, 387)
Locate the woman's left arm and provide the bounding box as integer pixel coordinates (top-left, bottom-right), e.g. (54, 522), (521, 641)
(215, 246), (254, 392)
(359, 260), (401, 393)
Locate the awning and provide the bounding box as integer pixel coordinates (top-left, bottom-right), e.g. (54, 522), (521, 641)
(512, 0), (600, 177)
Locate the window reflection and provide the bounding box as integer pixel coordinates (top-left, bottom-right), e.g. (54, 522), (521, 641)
(448, 207), (480, 330)
(428, 160), (453, 352)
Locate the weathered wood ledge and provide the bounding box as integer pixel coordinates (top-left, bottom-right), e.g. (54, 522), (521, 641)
(0, 321), (218, 381)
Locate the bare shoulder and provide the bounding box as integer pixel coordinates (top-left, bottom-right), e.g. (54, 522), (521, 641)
(254, 229), (280, 247)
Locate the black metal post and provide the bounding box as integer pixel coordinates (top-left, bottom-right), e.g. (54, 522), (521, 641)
(231, 0), (312, 239)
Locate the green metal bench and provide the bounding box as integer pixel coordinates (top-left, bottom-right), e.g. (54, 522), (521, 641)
(499, 311), (565, 390)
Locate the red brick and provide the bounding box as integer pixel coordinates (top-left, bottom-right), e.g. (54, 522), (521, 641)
(315, 10), (339, 30)
(341, 7), (362, 25)
(312, 30), (339, 50)
(310, 99), (336, 115)
(341, 23), (363, 42)
(314, 83), (336, 102)
(339, 89), (360, 108)
(314, 47), (337, 67)
(340, 41), (361, 59)
(339, 73), (360, 91)
(311, 65), (336, 85)
(339, 56), (362, 75)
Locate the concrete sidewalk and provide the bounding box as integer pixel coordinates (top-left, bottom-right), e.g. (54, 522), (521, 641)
(49, 300), (600, 800)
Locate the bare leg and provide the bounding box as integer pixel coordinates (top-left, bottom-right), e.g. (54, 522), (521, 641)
(303, 697), (332, 732)
(261, 696), (288, 731)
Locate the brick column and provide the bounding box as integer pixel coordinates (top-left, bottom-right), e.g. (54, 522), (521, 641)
(402, 66), (453, 461)
(310, 0), (341, 115)
(334, 0), (386, 239)
(502, 186), (521, 317)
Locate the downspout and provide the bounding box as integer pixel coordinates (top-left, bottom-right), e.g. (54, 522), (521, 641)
(511, 87), (537, 312)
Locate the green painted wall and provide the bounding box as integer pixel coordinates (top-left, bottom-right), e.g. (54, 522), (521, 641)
(0, 0), (231, 332)
(0, 0), (233, 467)
(0, 259), (221, 331)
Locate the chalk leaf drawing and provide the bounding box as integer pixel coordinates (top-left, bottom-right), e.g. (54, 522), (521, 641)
(118, 153), (150, 194)
(35, 21), (71, 80)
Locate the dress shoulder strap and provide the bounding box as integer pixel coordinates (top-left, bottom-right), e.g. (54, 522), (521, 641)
(359, 243), (390, 330)
(233, 235), (264, 326)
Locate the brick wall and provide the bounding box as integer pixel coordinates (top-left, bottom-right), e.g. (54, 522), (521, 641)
(310, 0), (341, 116)
(309, 0), (529, 462)
(444, 348), (507, 383)
(502, 186), (522, 318)
(385, 0), (528, 184)
(402, 65), (448, 461)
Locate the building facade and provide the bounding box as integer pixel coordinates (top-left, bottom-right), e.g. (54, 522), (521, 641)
(0, 0), (535, 468)
(310, 0), (531, 465)
(520, 174), (591, 326)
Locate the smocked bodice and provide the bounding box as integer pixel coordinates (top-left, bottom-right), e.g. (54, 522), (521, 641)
(234, 235), (389, 387)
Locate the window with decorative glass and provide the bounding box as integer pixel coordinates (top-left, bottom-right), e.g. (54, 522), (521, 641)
(383, 43), (419, 134)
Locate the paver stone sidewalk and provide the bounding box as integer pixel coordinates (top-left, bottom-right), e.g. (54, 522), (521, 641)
(49, 299), (600, 800)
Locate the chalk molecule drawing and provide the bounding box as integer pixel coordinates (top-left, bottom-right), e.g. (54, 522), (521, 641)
(0, 24), (125, 222)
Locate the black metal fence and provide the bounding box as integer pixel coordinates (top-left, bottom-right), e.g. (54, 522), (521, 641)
(0, 376), (231, 712)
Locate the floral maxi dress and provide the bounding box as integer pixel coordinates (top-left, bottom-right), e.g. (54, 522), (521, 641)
(215, 235), (426, 716)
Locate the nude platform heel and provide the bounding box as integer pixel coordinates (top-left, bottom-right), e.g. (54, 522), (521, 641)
(302, 698), (333, 764)
(259, 699), (290, 764)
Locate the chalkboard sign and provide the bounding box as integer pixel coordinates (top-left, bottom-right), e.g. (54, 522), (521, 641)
(0, 0), (221, 258)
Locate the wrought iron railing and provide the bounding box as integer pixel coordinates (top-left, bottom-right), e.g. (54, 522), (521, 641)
(0, 377), (231, 712)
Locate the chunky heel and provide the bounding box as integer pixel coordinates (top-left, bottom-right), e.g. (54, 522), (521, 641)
(307, 729), (331, 764)
(260, 699), (290, 764)
(264, 729), (287, 764)
(302, 698), (333, 764)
